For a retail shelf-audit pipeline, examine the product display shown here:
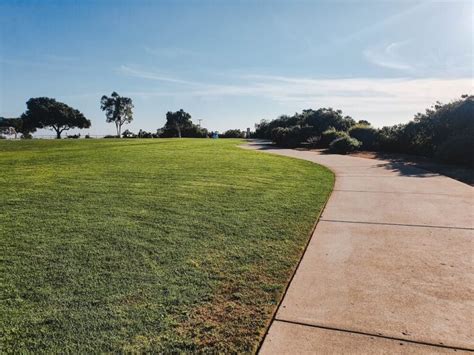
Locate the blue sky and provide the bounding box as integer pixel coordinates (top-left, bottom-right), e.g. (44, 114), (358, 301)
(0, 0), (472, 136)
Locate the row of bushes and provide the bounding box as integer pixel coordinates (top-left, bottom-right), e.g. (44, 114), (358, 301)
(269, 122), (375, 150)
(0, 129), (246, 140)
(255, 108), (357, 143)
(112, 128), (246, 139)
(255, 95), (474, 167)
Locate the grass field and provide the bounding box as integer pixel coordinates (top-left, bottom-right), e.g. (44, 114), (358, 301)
(0, 138), (333, 352)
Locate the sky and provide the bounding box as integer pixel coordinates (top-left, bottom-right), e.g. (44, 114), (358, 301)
(0, 0), (472, 136)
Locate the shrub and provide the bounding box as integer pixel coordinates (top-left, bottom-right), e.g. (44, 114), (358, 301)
(66, 134), (81, 139)
(271, 127), (291, 147)
(220, 129), (245, 138)
(271, 126), (314, 148)
(320, 128), (347, 148)
(122, 129), (136, 138)
(254, 107), (355, 140)
(435, 135), (474, 167)
(376, 95), (474, 161)
(305, 136), (320, 148)
(137, 129), (153, 138)
(329, 135), (361, 154)
(104, 135), (119, 138)
(159, 124), (208, 138)
(348, 124), (379, 150)
(301, 108), (356, 134)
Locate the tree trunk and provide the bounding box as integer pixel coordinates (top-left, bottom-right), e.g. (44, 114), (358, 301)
(116, 123), (121, 138)
(56, 130), (61, 139)
(177, 126), (181, 138)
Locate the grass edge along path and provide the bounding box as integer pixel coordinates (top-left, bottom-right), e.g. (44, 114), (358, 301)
(0, 138), (334, 352)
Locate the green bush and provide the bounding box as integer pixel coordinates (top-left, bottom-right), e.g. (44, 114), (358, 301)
(271, 126), (314, 148)
(348, 124), (379, 150)
(376, 95), (473, 165)
(220, 129), (245, 138)
(305, 136), (320, 148)
(271, 126), (299, 147)
(160, 123), (208, 138)
(320, 128), (347, 148)
(66, 134), (81, 139)
(435, 135), (474, 167)
(137, 129), (154, 138)
(254, 107), (355, 140)
(329, 135), (361, 154)
(122, 129), (136, 138)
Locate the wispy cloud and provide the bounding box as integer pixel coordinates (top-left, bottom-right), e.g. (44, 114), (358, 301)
(331, 2), (427, 48)
(118, 65), (472, 125)
(0, 54), (83, 70)
(364, 40), (414, 71)
(118, 65), (198, 85)
(364, 39), (473, 77)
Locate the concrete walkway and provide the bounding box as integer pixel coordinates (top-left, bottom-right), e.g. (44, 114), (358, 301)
(244, 142), (473, 354)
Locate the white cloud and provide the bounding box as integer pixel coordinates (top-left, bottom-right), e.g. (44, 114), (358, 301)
(364, 39), (473, 77)
(119, 66), (473, 126)
(364, 40), (414, 71)
(118, 65), (197, 85)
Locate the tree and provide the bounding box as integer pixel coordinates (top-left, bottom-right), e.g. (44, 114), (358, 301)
(0, 117), (37, 139)
(0, 117), (21, 138)
(220, 129), (245, 138)
(122, 129), (135, 138)
(348, 124), (380, 150)
(301, 108), (356, 135)
(20, 98), (90, 139)
(100, 92), (134, 137)
(164, 109), (192, 138)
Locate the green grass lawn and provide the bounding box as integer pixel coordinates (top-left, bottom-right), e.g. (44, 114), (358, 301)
(0, 138), (333, 352)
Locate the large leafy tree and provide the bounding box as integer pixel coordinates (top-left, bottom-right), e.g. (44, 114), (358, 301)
(21, 97), (91, 139)
(0, 117), (37, 139)
(0, 117), (19, 138)
(254, 108), (356, 140)
(164, 109), (192, 138)
(100, 92), (134, 137)
(301, 108), (356, 134)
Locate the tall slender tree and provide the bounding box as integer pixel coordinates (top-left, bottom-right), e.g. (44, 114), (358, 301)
(100, 92), (134, 137)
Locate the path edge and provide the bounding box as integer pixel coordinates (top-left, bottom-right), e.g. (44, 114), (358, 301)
(240, 144), (338, 354)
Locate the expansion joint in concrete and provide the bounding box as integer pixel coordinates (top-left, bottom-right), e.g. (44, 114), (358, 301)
(319, 219), (474, 231)
(274, 319), (474, 352)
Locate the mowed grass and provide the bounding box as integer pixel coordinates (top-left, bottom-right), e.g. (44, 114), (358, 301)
(0, 138), (333, 352)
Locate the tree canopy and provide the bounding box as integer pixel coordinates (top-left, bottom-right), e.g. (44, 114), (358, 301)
(0, 118), (20, 138)
(0, 117), (37, 139)
(254, 107), (356, 140)
(100, 92), (134, 137)
(253, 95), (474, 167)
(164, 109), (193, 138)
(20, 97), (91, 139)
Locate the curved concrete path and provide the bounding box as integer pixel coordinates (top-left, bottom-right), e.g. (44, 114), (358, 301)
(243, 142), (473, 354)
